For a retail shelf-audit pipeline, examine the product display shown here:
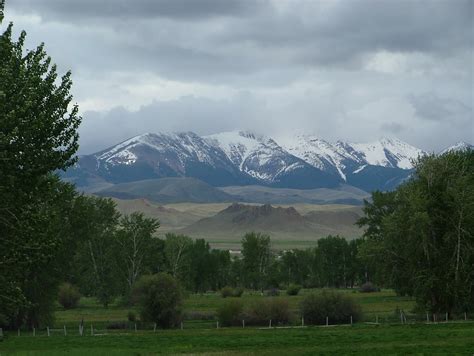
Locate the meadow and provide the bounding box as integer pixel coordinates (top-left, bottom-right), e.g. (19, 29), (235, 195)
(2, 289), (474, 354)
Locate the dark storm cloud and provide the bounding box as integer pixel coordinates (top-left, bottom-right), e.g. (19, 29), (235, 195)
(8, 0), (265, 20)
(408, 93), (472, 122)
(4, 0), (472, 152)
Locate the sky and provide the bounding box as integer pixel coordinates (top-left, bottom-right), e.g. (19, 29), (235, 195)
(3, 0), (473, 154)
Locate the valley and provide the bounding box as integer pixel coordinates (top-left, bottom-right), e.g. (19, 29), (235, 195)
(112, 197), (364, 249)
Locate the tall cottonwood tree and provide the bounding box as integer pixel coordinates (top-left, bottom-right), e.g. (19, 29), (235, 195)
(358, 150), (474, 313)
(114, 212), (160, 296)
(0, 1), (81, 327)
(241, 232), (272, 291)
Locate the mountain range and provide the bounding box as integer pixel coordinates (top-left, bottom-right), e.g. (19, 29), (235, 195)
(63, 131), (472, 193)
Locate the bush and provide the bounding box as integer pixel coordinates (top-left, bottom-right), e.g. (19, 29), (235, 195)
(220, 286), (234, 298)
(265, 288), (280, 297)
(300, 291), (362, 325)
(217, 300), (244, 326)
(106, 322), (128, 330)
(127, 311), (136, 322)
(286, 284), (302, 296)
(132, 273), (182, 329)
(359, 282), (380, 293)
(220, 286), (244, 298)
(233, 287), (244, 297)
(57, 283), (81, 309)
(244, 299), (292, 326)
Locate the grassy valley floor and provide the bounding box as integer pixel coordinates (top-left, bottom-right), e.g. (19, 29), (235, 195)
(2, 290), (474, 354)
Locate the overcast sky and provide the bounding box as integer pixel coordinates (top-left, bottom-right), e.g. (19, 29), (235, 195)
(3, 0), (473, 153)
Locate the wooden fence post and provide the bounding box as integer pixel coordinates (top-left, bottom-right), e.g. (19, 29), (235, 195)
(326, 316), (328, 326)
(153, 323), (157, 332)
(33, 327), (35, 337)
(47, 327), (50, 337)
(269, 319), (272, 328)
(301, 317), (304, 327)
(64, 325), (67, 336)
(242, 320), (245, 328)
(350, 315), (353, 326)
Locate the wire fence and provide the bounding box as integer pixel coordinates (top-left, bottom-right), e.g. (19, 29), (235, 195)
(2, 311), (473, 338)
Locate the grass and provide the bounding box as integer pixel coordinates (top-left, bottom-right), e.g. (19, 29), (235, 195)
(2, 323), (474, 355)
(3, 290), (473, 354)
(52, 289), (416, 328)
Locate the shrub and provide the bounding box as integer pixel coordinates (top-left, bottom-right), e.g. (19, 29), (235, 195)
(217, 300), (244, 326)
(220, 286), (234, 298)
(300, 291), (362, 325)
(57, 283), (81, 309)
(132, 273), (182, 329)
(286, 284), (302, 296)
(183, 311), (215, 320)
(244, 299), (292, 326)
(127, 311), (136, 322)
(106, 322), (128, 330)
(359, 282), (379, 293)
(233, 287), (244, 297)
(265, 288), (280, 297)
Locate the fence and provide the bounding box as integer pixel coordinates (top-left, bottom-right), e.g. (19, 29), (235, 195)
(1, 311), (473, 339)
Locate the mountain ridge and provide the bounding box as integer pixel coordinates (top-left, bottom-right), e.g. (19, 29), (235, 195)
(64, 131), (471, 192)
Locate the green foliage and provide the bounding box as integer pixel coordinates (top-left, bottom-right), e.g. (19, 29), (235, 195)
(286, 284), (302, 296)
(127, 311), (136, 322)
(71, 196), (121, 308)
(220, 287), (234, 298)
(300, 291), (362, 325)
(358, 150), (474, 312)
(57, 283), (81, 310)
(359, 282), (379, 293)
(216, 299), (243, 326)
(0, 2), (81, 328)
(244, 298), (291, 325)
(220, 286), (244, 298)
(241, 232), (272, 290)
(132, 274), (183, 329)
(114, 212), (160, 295)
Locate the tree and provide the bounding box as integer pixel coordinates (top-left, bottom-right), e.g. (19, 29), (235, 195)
(241, 232), (272, 290)
(71, 196), (120, 308)
(132, 274), (182, 328)
(164, 233), (192, 280)
(358, 151), (474, 313)
(0, 1), (81, 327)
(114, 212), (160, 295)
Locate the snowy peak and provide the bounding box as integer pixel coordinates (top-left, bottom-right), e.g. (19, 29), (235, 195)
(440, 141), (473, 154)
(70, 131), (467, 192)
(348, 137), (425, 170)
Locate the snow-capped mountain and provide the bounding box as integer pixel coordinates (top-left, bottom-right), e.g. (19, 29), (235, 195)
(63, 131), (469, 192)
(440, 141), (473, 154)
(204, 131), (337, 187)
(278, 135), (425, 181)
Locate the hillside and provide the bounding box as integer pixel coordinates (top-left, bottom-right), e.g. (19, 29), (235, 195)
(96, 177), (234, 204)
(179, 203), (363, 248)
(218, 184), (369, 205)
(111, 198), (202, 232)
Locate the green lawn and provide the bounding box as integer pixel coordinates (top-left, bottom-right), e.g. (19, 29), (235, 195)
(2, 323), (474, 355)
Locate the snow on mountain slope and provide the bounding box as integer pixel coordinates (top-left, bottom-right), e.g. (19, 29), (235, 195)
(205, 131), (311, 182)
(348, 137), (425, 170)
(96, 132), (224, 170)
(278, 135), (355, 180)
(440, 141), (473, 154)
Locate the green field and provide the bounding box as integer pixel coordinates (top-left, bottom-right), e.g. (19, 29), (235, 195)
(2, 324), (474, 355)
(2, 290), (474, 354)
(51, 289), (416, 328)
